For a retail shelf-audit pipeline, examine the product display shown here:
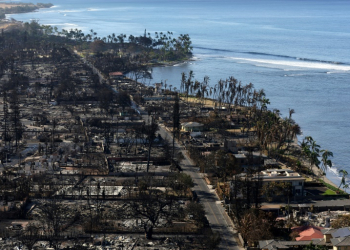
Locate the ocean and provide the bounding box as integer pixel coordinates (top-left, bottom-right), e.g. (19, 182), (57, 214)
(7, 0), (350, 187)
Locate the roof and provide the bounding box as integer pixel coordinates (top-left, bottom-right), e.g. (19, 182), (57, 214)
(292, 225), (324, 232)
(331, 236), (350, 246)
(233, 154), (247, 159)
(315, 200), (350, 207)
(264, 159), (279, 165)
(109, 71), (124, 76)
(260, 204), (283, 210)
(332, 227), (350, 238)
(321, 228), (337, 235)
(260, 239), (328, 250)
(295, 226), (324, 241)
(259, 240), (289, 250)
(182, 122), (204, 128)
(251, 168), (306, 182)
(282, 239), (327, 246)
(259, 177), (305, 182)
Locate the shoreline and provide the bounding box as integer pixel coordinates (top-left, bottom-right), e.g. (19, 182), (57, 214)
(184, 95), (343, 193)
(1, 1), (344, 194)
(0, 2), (53, 28)
(147, 54), (195, 68)
(288, 137), (343, 192)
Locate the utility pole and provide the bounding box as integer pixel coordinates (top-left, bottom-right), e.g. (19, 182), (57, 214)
(3, 91), (9, 150)
(172, 93), (180, 158)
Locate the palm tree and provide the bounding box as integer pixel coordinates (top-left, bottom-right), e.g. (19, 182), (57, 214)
(338, 169), (348, 191)
(180, 72), (186, 94)
(301, 136), (321, 173)
(185, 70), (194, 102)
(320, 149), (333, 174)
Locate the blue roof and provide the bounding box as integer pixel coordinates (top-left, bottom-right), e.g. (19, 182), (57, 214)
(332, 227), (350, 238)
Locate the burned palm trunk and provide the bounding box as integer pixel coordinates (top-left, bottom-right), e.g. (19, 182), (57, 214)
(142, 116), (158, 172)
(172, 93), (180, 158)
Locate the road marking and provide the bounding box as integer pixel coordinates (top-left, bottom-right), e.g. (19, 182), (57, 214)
(206, 200), (230, 248)
(158, 126), (239, 249)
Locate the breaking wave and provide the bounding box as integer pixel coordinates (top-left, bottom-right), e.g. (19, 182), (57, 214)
(193, 46), (350, 68)
(228, 57), (350, 71)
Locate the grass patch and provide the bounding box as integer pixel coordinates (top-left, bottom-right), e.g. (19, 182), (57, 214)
(322, 189), (337, 195)
(318, 179), (347, 195)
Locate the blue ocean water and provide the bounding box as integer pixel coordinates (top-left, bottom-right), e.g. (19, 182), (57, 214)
(8, 0), (350, 187)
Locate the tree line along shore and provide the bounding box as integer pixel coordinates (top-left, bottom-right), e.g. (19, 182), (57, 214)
(0, 13), (349, 250)
(0, 2), (53, 19)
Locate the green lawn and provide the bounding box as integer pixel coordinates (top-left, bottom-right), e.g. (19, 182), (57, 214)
(322, 189), (337, 195)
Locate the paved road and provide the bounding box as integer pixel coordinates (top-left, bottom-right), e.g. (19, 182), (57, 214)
(156, 122), (243, 250)
(75, 55), (243, 249)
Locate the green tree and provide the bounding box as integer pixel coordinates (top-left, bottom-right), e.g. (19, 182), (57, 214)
(169, 172), (194, 196)
(338, 169), (348, 191)
(300, 136), (321, 175)
(320, 149), (333, 173)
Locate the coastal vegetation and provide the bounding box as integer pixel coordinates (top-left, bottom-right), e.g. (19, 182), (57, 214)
(40, 25), (193, 63)
(177, 70), (336, 178)
(24, 23), (193, 80)
(174, 70), (344, 245)
(0, 15), (347, 249)
(0, 2), (53, 19)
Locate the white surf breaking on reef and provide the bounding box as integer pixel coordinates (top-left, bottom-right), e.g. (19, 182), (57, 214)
(229, 57), (350, 72)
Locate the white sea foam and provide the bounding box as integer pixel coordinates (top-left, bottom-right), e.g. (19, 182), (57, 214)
(45, 23), (64, 26)
(328, 166), (341, 177)
(63, 23), (78, 27)
(230, 57), (350, 72)
(284, 73), (308, 77)
(87, 8), (105, 12)
(60, 9), (83, 13)
(326, 71), (345, 74)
